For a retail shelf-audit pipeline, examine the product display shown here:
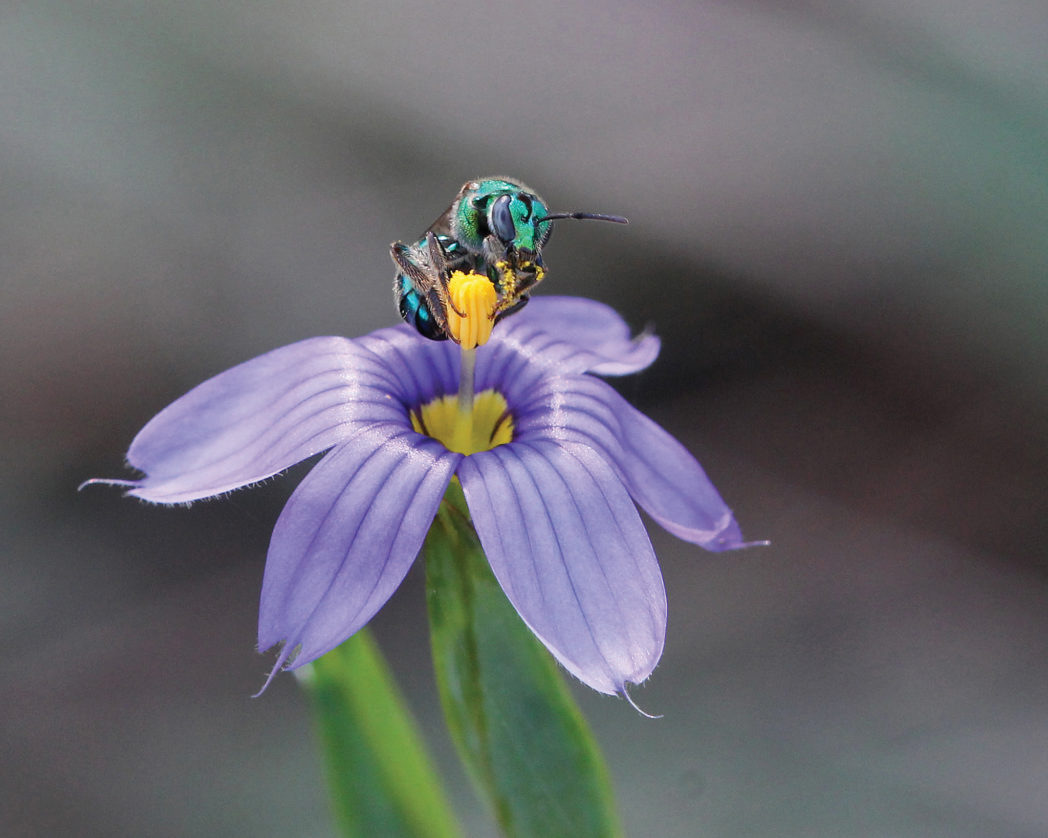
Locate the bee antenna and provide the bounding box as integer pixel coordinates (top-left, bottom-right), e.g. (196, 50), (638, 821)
(536, 211), (629, 225)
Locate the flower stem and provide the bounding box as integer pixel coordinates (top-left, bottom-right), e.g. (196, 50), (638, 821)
(425, 482), (624, 838)
(451, 346), (476, 454)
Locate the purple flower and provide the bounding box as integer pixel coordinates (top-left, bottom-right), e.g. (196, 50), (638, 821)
(90, 297), (758, 696)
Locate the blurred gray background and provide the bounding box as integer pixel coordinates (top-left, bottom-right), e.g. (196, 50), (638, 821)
(3, 1), (1047, 836)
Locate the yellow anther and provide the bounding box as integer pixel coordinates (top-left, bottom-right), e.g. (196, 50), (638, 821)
(446, 271), (497, 349)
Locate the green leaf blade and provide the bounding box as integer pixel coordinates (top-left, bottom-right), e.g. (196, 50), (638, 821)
(300, 628), (464, 838)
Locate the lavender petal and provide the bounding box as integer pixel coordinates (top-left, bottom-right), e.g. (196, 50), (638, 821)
(513, 375), (757, 551)
(492, 296), (660, 377)
(122, 337), (407, 503)
(258, 425), (459, 670)
(459, 439), (667, 695)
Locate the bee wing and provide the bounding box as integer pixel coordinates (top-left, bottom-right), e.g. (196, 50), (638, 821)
(425, 204), (455, 239)
(391, 240), (440, 293)
(391, 236), (459, 333)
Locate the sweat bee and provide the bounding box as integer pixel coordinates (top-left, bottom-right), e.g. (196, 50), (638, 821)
(392, 176), (627, 341)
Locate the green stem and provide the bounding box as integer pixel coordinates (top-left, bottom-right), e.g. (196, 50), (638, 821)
(425, 483), (624, 838)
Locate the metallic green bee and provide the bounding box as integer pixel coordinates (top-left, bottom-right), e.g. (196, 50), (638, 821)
(392, 176), (627, 341)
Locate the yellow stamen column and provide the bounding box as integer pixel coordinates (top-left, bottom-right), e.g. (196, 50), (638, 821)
(445, 271), (497, 454)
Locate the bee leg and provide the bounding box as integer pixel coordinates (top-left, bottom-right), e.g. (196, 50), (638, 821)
(492, 256), (545, 316)
(494, 295), (529, 322)
(424, 232), (466, 318)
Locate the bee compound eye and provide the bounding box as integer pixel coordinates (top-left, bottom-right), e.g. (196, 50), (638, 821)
(490, 194), (516, 244)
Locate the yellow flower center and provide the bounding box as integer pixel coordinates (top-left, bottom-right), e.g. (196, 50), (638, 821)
(445, 271), (497, 349)
(411, 390), (514, 455)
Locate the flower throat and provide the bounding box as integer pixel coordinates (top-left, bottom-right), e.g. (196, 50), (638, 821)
(411, 390), (514, 455)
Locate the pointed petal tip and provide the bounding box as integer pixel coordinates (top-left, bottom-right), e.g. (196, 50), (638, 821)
(588, 331), (661, 377)
(710, 530), (772, 552)
(709, 536), (771, 552)
(699, 513), (770, 553)
(79, 475), (222, 507)
(77, 477), (139, 493)
(252, 643), (296, 698)
(620, 683), (663, 719)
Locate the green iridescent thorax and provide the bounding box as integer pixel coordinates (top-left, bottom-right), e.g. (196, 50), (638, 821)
(450, 197), (481, 252)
